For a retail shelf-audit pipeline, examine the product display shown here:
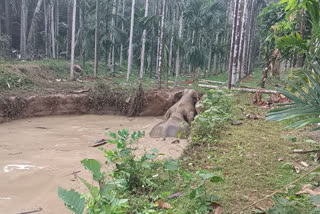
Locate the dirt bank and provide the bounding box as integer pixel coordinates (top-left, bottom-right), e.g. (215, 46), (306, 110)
(0, 115), (188, 214)
(0, 89), (184, 124)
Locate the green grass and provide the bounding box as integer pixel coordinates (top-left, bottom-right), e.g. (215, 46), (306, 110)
(179, 92), (319, 213)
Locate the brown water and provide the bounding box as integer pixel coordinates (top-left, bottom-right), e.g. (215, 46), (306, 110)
(0, 115), (187, 214)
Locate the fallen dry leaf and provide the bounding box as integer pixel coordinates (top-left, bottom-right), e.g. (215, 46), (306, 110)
(177, 182), (183, 190)
(278, 157), (285, 162)
(300, 161), (309, 167)
(157, 199), (173, 209)
(296, 184), (320, 196)
(210, 202), (222, 214)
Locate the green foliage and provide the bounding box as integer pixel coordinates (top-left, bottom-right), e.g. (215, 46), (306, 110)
(58, 187), (85, 214)
(0, 65), (34, 90)
(81, 159), (105, 182)
(0, 35), (11, 59)
(266, 195), (301, 214)
(58, 128), (225, 213)
(190, 89), (232, 143)
(189, 170), (223, 213)
(277, 32), (309, 54)
(267, 63), (320, 130)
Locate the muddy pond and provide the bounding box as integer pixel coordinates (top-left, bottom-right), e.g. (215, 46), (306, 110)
(0, 115), (187, 214)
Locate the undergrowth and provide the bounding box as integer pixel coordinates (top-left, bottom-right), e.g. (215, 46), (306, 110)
(190, 89), (233, 144)
(58, 129), (224, 214)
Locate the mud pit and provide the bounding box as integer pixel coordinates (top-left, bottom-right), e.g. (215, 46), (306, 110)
(0, 115), (187, 214)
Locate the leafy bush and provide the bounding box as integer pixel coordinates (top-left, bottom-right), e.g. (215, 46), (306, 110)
(58, 129), (224, 213)
(267, 63), (320, 130)
(0, 35), (11, 59)
(0, 65), (34, 90)
(190, 89), (233, 143)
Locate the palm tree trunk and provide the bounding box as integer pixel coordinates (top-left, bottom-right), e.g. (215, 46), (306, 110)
(242, 0), (252, 77)
(157, 0), (166, 89)
(56, 0), (59, 58)
(27, 0), (43, 57)
(20, 0), (28, 59)
(5, 0), (10, 36)
(80, 1), (85, 67)
(126, 0), (136, 82)
(228, 0), (239, 89)
(155, 1), (161, 73)
(67, 1), (72, 59)
(297, 9), (305, 67)
(94, 0), (100, 77)
(175, 13), (183, 86)
(206, 44), (212, 78)
(70, 0), (77, 79)
(168, 11), (175, 78)
(140, 0), (149, 82)
(232, 0), (242, 85)
(120, 0), (125, 67)
(212, 33), (219, 75)
(111, 0), (117, 77)
(44, 0), (48, 57)
(50, 0), (56, 59)
(70, 0), (77, 80)
(237, 0), (248, 82)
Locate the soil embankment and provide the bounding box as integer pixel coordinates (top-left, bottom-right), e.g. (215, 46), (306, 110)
(0, 89), (184, 124)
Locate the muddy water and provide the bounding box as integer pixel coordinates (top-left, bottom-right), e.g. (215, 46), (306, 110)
(0, 115), (187, 214)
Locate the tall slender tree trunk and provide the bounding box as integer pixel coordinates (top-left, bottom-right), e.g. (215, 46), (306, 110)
(242, 0), (252, 77)
(120, 0), (125, 67)
(168, 13), (175, 78)
(20, 0), (28, 59)
(232, 0), (242, 85)
(5, 0), (10, 36)
(111, 0), (117, 77)
(94, 0), (100, 77)
(139, 0), (149, 82)
(67, 1), (72, 59)
(56, 0), (59, 58)
(26, 0), (43, 56)
(206, 44), (212, 78)
(175, 13), (183, 86)
(50, 0), (56, 58)
(80, 1), (85, 67)
(0, 9), (2, 35)
(247, 0), (258, 75)
(212, 33), (219, 75)
(297, 9), (305, 67)
(228, 0), (239, 89)
(157, 0), (166, 89)
(44, 0), (48, 57)
(155, 0), (161, 73)
(70, 0), (77, 80)
(126, 0), (136, 82)
(237, 0), (248, 82)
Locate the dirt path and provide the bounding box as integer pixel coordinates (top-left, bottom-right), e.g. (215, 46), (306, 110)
(0, 115), (187, 214)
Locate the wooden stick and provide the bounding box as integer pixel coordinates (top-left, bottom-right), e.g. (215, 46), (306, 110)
(233, 164), (320, 214)
(293, 149), (320, 154)
(17, 208), (43, 214)
(199, 80), (226, 85)
(198, 84), (278, 94)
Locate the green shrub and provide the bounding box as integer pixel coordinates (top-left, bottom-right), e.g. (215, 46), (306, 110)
(58, 129), (224, 213)
(0, 65), (34, 90)
(190, 89), (233, 143)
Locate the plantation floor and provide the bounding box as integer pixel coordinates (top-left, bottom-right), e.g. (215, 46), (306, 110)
(182, 92), (318, 213)
(0, 115), (188, 214)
